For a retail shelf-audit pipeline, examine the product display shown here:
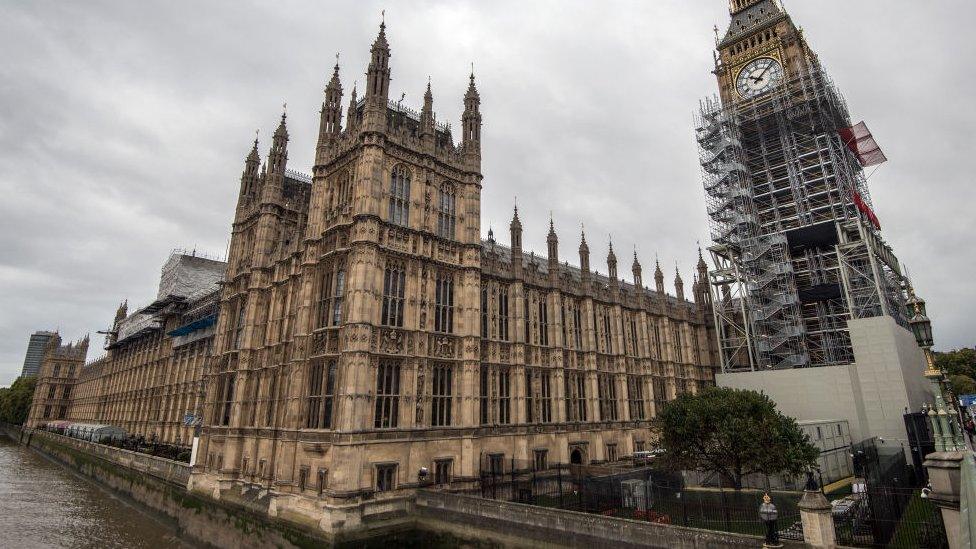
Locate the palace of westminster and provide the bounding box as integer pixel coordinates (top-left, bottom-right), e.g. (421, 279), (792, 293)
(24, 0), (921, 530)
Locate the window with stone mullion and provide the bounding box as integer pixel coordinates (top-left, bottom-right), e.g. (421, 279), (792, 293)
(437, 187), (456, 240)
(374, 360), (401, 429)
(434, 273), (454, 334)
(431, 363), (453, 427)
(388, 166), (410, 227)
(381, 264), (406, 327)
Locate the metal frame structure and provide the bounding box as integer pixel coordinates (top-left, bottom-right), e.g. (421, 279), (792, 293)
(698, 64), (908, 372)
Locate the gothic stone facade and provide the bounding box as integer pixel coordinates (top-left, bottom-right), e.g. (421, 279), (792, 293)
(26, 334), (89, 428)
(188, 22), (718, 530)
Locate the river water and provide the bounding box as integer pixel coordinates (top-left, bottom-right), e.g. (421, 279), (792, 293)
(0, 436), (197, 548)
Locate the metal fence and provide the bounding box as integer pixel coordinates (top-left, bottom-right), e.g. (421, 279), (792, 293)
(831, 438), (948, 548)
(473, 457), (803, 540)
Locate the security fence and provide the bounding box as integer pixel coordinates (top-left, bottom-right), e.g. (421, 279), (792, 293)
(473, 457), (803, 540)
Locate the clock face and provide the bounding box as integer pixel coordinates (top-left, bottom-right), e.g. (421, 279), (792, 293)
(735, 57), (784, 99)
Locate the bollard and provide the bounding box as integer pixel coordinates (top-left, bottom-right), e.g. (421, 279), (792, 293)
(798, 472), (836, 548)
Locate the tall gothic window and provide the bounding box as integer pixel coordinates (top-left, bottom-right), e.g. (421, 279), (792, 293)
(653, 377), (668, 415)
(374, 360), (401, 428)
(306, 359), (337, 429)
(598, 373), (618, 421)
(629, 316), (639, 356)
(481, 287), (489, 338)
(479, 365), (510, 425)
(497, 368), (510, 424)
(672, 323), (684, 362)
(437, 185), (456, 239)
(627, 376), (646, 421)
(601, 307), (613, 353)
(527, 369), (552, 424)
(332, 268), (345, 326)
(335, 169), (353, 210)
(316, 264), (345, 328)
(434, 272), (454, 334)
(233, 297), (247, 349)
(523, 294), (530, 343)
(561, 299), (568, 347)
(215, 373), (235, 426)
(564, 370), (587, 422)
(381, 263), (406, 327)
(480, 365), (490, 425)
(497, 285), (509, 341)
(572, 300), (583, 349)
(388, 166), (410, 226)
(538, 295), (549, 346)
(431, 363), (453, 427)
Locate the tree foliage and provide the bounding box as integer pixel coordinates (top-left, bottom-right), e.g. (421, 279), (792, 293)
(0, 376), (37, 425)
(949, 374), (976, 398)
(936, 347), (976, 381)
(652, 387), (819, 490)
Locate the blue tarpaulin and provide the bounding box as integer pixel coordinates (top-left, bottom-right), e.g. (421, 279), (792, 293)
(167, 314), (216, 337)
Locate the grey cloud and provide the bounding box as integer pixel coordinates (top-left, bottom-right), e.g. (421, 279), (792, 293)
(0, 0), (972, 383)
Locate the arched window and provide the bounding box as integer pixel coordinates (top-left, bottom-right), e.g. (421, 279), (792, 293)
(381, 262), (406, 327)
(389, 166), (411, 226)
(334, 170), (352, 210)
(437, 183), (457, 239)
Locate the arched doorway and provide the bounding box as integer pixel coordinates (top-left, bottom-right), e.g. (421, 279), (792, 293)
(570, 448), (583, 465)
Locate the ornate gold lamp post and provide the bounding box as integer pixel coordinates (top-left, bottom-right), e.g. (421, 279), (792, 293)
(908, 290), (966, 452)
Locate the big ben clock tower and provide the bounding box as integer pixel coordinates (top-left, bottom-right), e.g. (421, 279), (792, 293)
(698, 0), (911, 373)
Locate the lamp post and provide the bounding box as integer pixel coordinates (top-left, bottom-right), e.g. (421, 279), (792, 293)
(908, 288), (967, 451)
(759, 493), (782, 548)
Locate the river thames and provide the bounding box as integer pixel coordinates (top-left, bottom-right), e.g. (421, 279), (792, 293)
(0, 436), (196, 548)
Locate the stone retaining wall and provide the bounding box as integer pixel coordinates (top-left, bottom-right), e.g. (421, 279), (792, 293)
(414, 490), (788, 548)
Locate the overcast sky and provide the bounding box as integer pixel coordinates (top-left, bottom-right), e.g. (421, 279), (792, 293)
(1, 1), (973, 384)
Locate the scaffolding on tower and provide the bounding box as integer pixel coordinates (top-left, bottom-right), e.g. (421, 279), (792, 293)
(697, 63), (908, 373)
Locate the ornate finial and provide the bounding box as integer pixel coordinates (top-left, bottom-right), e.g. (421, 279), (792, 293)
(282, 102), (287, 119)
(471, 61), (475, 79)
(549, 211), (554, 230)
(381, 9), (385, 27)
(335, 52), (340, 69)
(253, 128), (259, 146)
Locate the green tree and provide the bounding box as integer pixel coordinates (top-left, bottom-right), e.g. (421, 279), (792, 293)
(949, 374), (976, 398)
(935, 347), (976, 379)
(0, 376), (37, 425)
(653, 387), (819, 490)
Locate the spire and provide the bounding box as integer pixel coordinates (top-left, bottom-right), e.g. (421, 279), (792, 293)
(697, 245), (708, 276)
(675, 265), (685, 301)
(420, 77), (435, 138)
(579, 225), (590, 276)
(366, 17), (391, 104)
(114, 300), (128, 325)
(346, 82), (358, 130)
(654, 256), (665, 294)
(632, 247), (643, 289)
(318, 56), (344, 150)
(462, 66), (482, 164)
(268, 108), (289, 175)
(239, 132), (261, 203)
(607, 237), (618, 280)
(510, 204), (522, 251)
(547, 213), (559, 266)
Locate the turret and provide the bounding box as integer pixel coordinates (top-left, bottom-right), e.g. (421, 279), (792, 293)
(510, 205), (523, 276)
(420, 78), (435, 142)
(632, 250), (643, 289)
(675, 266), (685, 301)
(346, 84), (359, 131)
(579, 228), (590, 281)
(365, 20), (391, 105)
(607, 238), (618, 282)
(260, 111), (288, 204)
(654, 258), (665, 294)
(695, 247), (711, 306)
(547, 216), (559, 270)
(462, 70), (482, 168)
(317, 57), (343, 155)
(238, 135), (260, 206)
